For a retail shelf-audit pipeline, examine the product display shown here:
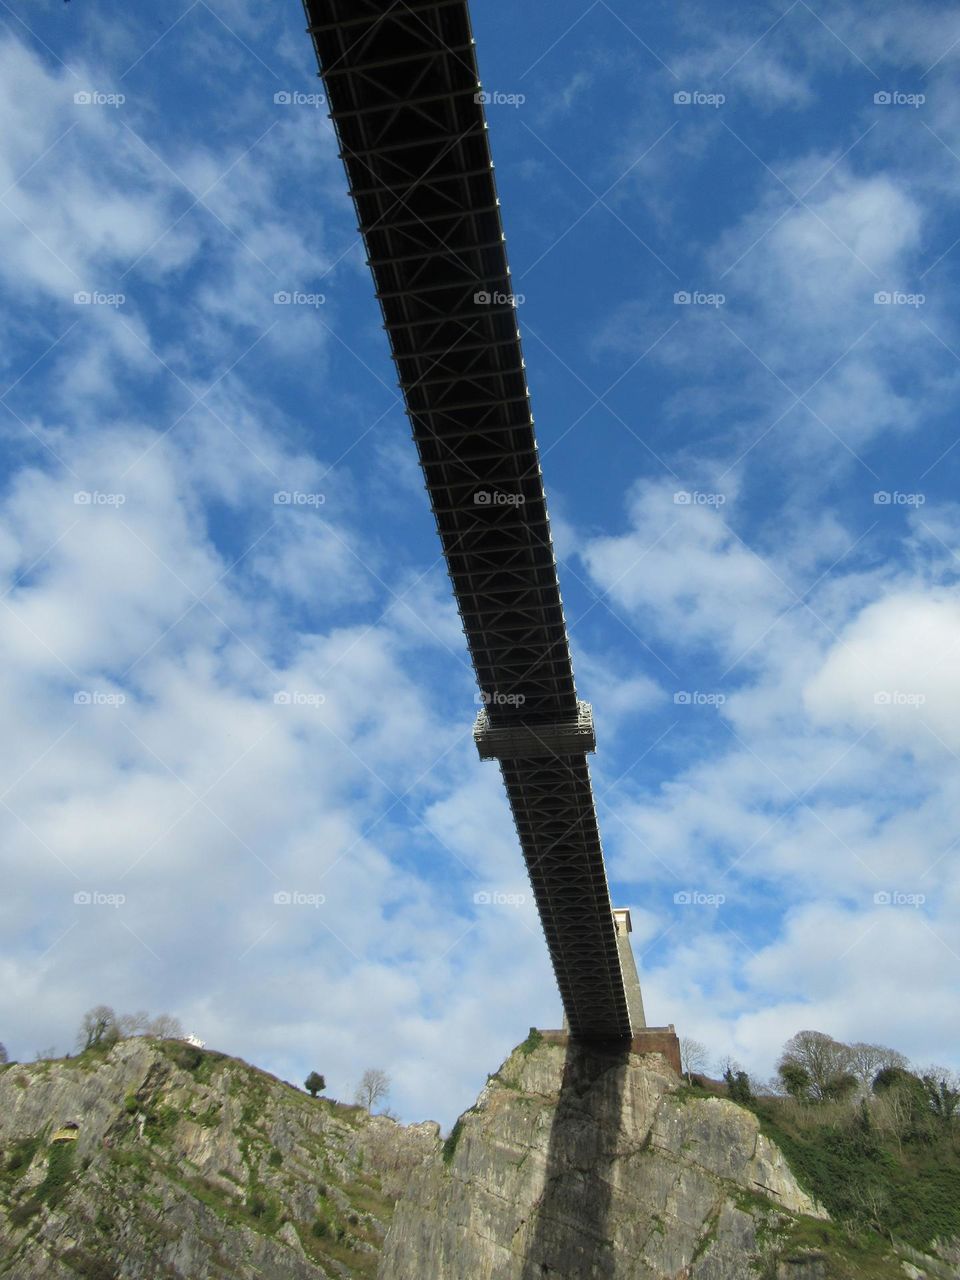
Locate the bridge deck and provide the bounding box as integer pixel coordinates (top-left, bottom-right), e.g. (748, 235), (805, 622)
(303, 0), (633, 1039)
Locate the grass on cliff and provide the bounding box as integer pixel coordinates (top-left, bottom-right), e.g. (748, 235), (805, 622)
(749, 1097), (960, 1253)
(678, 1073), (960, 1257)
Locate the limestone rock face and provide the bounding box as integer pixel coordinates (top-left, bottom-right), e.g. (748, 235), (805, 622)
(0, 1040), (439, 1279)
(379, 1039), (826, 1280)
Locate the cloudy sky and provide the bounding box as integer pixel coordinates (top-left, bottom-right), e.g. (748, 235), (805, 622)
(1, 0), (959, 1126)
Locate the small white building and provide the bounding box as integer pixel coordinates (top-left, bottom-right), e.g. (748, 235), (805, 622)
(185, 1034), (205, 1049)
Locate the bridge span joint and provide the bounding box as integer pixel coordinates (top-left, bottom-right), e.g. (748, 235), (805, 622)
(473, 700), (596, 761)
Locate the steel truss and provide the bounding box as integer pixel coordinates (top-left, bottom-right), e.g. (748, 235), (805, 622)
(303, 0), (633, 1039)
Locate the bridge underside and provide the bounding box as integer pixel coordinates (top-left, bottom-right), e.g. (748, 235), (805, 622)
(303, 0), (633, 1039)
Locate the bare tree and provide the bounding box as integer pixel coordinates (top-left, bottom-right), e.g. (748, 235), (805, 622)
(847, 1042), (908, 1091)
(355, 1068), (390, 1112)
(679, 1037), (710, 1083)
(0, 1043), (8, 1064)
(715, 1053), (745, 1080)
(116, 1010), (150, 1038)
(146, 1014), (183, 1039)
(77, 1005), (118, 1051)
(777, 1031), (852, 1101)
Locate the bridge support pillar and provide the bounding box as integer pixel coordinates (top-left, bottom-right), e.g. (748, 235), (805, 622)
(612, 908), (646, 1030)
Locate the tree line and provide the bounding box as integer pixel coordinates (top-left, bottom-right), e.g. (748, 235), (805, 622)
(0, 1009), (392, 1114)
(680, 1028), (959, 1125)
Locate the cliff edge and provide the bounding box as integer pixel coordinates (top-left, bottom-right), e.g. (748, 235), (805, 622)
(380, 1034), (956, 1280)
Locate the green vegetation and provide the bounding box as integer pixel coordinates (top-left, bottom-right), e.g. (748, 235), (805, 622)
(304, 1070), (325, 1097)
(156, 1039), (227, 1082)
(518, 1027), (543, 1056)
(442, 1105), (481, 1164)
(3, 1134), (42, 1178)
(9, 1138), (80, 1225)
(744, 1081), (960, 1253)
(39, 1138), (79, 1207)
(190, 1100), (222, 1128)
(442, 1116), (466, 1164)
(58, 1247), (119, 1280)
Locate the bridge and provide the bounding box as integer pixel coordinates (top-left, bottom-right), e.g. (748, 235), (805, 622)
(302, 0), (656, 1044)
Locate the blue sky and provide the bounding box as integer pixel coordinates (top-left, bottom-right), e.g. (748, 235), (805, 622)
(1, 0), (959, 1125)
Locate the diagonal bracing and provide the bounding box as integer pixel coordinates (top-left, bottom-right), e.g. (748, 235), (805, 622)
(302, 0), (633, 1039)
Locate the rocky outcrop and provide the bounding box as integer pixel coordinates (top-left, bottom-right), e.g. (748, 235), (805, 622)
(3, 1036), (954, 1279)
(381, 1036), (830, 1280)
(0, 1039), (439, 1279)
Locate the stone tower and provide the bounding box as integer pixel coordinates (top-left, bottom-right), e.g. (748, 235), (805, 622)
(612, 908), (646, 1030)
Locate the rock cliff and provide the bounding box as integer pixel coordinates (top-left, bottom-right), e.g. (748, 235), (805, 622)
(3, 1035), (956, 1279)
(380, 1034), (957, 1280)
(0, 1038), (439, 1278)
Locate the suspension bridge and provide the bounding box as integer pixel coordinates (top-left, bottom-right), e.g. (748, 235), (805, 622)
(301, 0), (677, 1057)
